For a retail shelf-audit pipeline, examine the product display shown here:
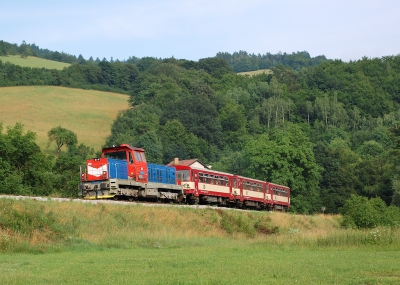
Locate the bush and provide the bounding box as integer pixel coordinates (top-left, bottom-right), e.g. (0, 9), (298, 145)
(340, 195), (400, 228)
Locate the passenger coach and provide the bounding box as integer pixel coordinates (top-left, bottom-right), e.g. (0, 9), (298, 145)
(170, 158), (290, 211)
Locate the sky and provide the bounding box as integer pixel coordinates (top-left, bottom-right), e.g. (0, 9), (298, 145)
(1, 0), (399, 62)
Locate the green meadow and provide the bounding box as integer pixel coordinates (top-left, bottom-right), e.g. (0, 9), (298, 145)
(0, 86), (129, 152)
(0, 198), (399, 284)
(1, 245), (399, 284)
(0, 55), (71, 70)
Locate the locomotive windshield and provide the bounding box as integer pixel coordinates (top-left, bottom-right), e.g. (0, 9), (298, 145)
(176, 170), (191, 181)
(104, 151), (126, 160)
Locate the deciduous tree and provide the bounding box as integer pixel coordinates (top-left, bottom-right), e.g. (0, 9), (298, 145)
(47, 126), (78, 157)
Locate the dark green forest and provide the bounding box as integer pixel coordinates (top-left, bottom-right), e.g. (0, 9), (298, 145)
(1, 40), (400, 216)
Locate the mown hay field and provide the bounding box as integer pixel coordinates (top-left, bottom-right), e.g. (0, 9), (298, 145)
(238, 69), (272, 76)
(0, 55), (71, 70)
(0, 86), (129, 152)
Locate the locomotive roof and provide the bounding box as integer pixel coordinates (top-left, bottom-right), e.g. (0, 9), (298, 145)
(102, 144), (145, 152)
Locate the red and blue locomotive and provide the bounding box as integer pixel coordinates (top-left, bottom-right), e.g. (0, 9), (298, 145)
(79, 144), (290, 210)
(79, 144), (184, 201)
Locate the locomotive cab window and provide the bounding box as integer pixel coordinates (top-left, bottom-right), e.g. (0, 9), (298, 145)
(140, 152), (146, 162)
(104, 151), (126, 160)
(134, 151), (142, 162)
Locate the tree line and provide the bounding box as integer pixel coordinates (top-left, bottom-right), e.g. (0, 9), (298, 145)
(1, 40), (329, 72)
(216, 50), (329, 72)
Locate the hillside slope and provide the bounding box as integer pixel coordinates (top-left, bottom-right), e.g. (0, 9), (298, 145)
(0, 55), (71, 70)
(0, 86), (129, 152)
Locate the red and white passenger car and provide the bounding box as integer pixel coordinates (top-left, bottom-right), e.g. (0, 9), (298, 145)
(169, 159), (290, 210)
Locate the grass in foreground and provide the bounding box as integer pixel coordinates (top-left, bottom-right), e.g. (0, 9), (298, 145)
(0, 55), (71, 70)
(0, 242), (399, 284)
(0, 198), (399, 284)
(0, 86), (129, 152)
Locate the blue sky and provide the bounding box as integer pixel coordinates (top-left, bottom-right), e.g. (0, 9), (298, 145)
(1, 0), (399, 62)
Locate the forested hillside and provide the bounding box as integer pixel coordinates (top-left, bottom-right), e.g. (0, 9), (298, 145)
(1, 39), (400, 215)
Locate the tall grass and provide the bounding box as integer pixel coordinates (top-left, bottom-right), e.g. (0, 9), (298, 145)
(1, 198), (399, 254)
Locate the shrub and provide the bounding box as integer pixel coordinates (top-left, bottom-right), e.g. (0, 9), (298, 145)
(340, 195), (400, 228)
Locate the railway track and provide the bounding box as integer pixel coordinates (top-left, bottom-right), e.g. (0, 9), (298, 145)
(0, 194), (244, 211)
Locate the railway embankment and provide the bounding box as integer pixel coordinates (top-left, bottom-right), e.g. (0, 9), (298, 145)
(1, 195), (398, 254)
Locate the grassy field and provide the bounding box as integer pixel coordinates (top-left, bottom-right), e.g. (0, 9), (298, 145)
(238, 69), (272, 76)
(0, 86), (129, 153)
(0, 55), (71, 70)
(0, 198), (399, 284)
(1, 245), (399, 284)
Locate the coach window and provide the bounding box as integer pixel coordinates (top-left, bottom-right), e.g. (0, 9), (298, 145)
(129, 153), (133, 164)
(199, 173), (204, 182)
(177, 170), (191, 181)
(208, 174), (215, 184)
(233, 178), (237, 188)
(204, 174), (209, 184)
(224, 177), (228, 186)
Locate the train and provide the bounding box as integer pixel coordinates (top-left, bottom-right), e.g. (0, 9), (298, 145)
(78, 144), (290, 211)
